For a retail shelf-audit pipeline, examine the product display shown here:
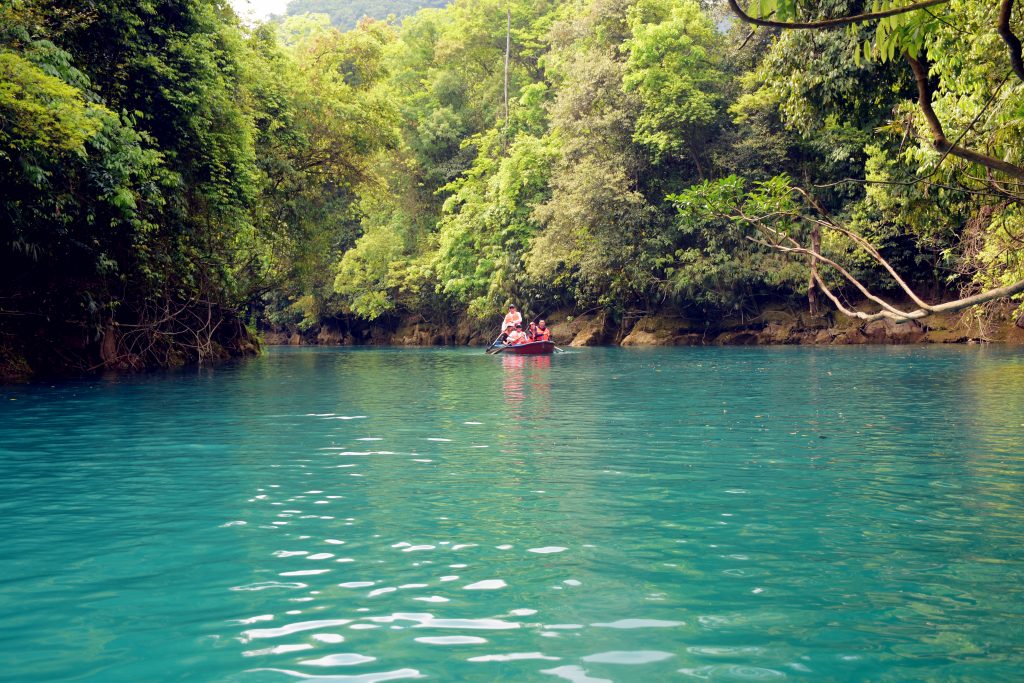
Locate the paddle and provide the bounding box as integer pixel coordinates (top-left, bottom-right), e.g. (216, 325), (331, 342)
(484, 332), (504, 354)
(484, 317), (509, 354)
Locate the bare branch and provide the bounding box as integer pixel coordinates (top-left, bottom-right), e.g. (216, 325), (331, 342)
(746, 231), (913, 316)
(791, 187), (933, 309)
(712, 182), (1024, 323)
(725, 0), (948, 30)
(814, 270), (1024, 322)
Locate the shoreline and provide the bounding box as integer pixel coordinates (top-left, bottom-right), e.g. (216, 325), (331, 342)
(5, 305), (1020, 382)
(262, 305), (1024, 349)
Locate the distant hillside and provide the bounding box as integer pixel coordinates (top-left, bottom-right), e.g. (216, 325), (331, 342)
(285, 0), (449, 29)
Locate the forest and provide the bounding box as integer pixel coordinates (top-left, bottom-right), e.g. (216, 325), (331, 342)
(283, 0), (449, 29)
(2, 0), (1024, 376)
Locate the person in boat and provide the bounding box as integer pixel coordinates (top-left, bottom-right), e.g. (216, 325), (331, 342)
(496, 324), (514, 346)
(503, 305), (522, 331)
(534, 319), (551, 342)
(527, 321), (539, 341)
(505, 322), (529, 345)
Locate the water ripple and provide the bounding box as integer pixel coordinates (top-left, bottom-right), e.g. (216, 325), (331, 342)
(4, 346), (1024, 682)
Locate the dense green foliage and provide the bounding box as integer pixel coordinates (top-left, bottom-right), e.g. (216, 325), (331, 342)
(3, 0), (1023, 373)
(302, 0), (1024, 329)
(0, 0), (393, 372)
(284, 0), (448, 30)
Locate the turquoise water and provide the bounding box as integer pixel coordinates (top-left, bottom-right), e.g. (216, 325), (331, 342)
(2, 346), (1024, 682)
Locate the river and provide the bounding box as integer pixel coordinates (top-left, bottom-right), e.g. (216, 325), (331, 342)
(2, 346), (1023, 681)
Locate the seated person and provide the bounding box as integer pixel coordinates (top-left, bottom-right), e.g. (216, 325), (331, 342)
(496, 324), (513, 346)
(505, 323), (528, 345)
(527, 321), (538, 341)
(533, 319), (551, 342)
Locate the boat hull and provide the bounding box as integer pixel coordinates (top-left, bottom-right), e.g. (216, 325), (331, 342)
(492, 340), (555, 355)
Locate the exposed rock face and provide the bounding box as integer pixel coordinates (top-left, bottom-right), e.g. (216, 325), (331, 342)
(262, 329), (291, 345)
(713, 331), (759, 345)
(567, 312), (613, 347)
(316, 324), (347, 345)
(456, 318), (487, 345)
(617, 306), (1024, 346)
(580, 304), (1021, 347)
(620, 316), (698, 346)
(392, 321), (442, 346)
(860, 319), (927, 344)
(620, 329), (662, 346)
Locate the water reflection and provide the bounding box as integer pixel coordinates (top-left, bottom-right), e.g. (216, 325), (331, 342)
(501, 355), (552, 410)
(501, 354), (528, 409)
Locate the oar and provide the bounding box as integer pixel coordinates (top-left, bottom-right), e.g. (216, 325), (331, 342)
(484, 335), (504, 354)
(484, 319), (507, 354)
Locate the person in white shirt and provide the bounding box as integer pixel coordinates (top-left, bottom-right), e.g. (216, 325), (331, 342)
(503, 304), (522, 331)
(505, 322), (528, 345)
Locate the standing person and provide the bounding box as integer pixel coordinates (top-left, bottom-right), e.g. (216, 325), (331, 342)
(534, 319), (551, 342)
(503, 304), (522, 331)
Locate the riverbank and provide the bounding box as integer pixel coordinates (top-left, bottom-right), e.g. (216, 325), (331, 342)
(6, 303), (1018, 381)
(0, 311), (260, 382)
(262, 304), (1024, 348)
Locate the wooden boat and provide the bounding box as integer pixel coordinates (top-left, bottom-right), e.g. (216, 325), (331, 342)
(490, 340), (555, 355)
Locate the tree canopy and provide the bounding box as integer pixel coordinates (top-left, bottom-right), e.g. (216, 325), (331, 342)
(3, 0), (1023, 374)
(284, 0), (448, 30)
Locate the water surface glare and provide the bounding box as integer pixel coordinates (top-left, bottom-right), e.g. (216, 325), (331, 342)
(2, 346), (1024, 681)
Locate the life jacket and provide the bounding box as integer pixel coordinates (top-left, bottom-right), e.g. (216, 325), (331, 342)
(534, 327), (550, 341)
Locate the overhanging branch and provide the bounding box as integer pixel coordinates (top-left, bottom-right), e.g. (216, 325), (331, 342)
(907, 55), (1024, 181)
(725, 0), (948, 30)
(998, 0), (1024, 82)
(700, 185), (1024, 323)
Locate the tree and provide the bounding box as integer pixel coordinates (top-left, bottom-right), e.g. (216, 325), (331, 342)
(720, 0), (1024, 321)
(623, 0), (726, 175)
(284, 0), (448, 30)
